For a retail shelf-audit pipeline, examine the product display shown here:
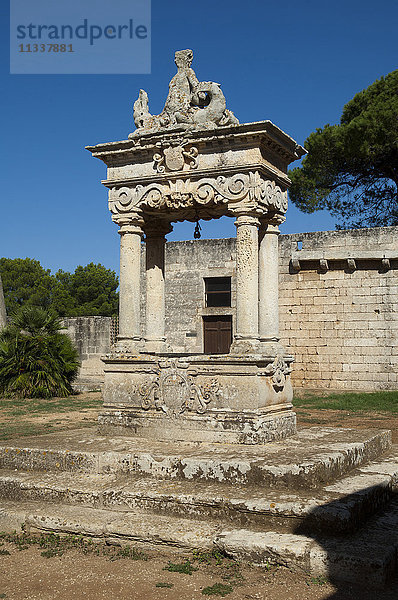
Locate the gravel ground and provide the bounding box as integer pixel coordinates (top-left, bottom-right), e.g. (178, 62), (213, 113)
(0, 541), (397, 600)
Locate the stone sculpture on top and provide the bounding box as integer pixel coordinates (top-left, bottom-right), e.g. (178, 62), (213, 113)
(130, 49), (239, 136)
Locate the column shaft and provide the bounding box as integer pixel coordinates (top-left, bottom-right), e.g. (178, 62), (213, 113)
(258, 221), (280, 343)
(117, 220), (144, 352)
(145, 227), (169, 353)
(231, 214), (259, 353)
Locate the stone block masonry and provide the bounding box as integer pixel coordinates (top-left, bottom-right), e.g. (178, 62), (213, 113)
(66, 226), (397, 393)
(279, 226), (397, 392)
(62, 316), (112, 391)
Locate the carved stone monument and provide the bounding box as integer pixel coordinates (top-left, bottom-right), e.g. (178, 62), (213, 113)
(87, 49), (306, 444)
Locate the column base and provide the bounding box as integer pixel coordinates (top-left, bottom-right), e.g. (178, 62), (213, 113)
(98, 408), (296, 445)
(230, 337), (260, 355)
(144, 338), (169, 353)
(258, 339), (285, 355)
(115, 336), (144, 354)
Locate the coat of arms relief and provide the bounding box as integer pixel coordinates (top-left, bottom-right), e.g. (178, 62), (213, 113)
(139, 361), (221, 416)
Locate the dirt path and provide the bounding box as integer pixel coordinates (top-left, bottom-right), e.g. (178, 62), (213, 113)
(0, 541), (397, 600)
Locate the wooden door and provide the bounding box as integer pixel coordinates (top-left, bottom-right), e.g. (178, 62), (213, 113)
(203, 316), (232, 354)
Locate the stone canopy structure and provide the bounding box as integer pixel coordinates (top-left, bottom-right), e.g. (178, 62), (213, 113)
(87, 49), (306, 444)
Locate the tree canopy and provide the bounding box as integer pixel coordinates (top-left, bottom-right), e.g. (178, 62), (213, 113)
(52, 263), (119, 317)
(0, 259), (119, 317)
(289, 70), (398, 228)
(0, 257), (54, 315)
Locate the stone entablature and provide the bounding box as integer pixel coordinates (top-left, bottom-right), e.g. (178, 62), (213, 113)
(87, 120), (303, 225)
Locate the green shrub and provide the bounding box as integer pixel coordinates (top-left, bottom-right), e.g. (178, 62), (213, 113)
(0, 306), (80, 398)
(202, 583), (233, 596)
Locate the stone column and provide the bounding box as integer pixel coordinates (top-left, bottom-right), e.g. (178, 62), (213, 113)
(231, 213), (260, 354)
(258, 217), (284, 348)
(144, 222), (172, 353)
(116, 214), (144, 353)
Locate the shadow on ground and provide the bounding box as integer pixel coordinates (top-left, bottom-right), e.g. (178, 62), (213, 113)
(294, 488), (398, 599)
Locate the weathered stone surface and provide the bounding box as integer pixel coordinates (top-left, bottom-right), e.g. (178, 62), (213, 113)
(280, 226), (398, 392)
(99, 353), (295, 443)
(1, 495), (397, 586)
(215, 511), (398, 588)
(0, 427), (391, 488)
(0, 454), (396, 534)
(0, 428), (397, 587)
(62, 316), (112, 391)
(215, 529), (313, 570)
(131, 49), (239, 136)
(0, 501), (219, 549)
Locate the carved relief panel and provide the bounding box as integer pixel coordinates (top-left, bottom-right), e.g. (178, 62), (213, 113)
(139, 360), (221, 417)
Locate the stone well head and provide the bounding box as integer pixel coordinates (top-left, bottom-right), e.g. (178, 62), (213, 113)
(86, 49), (305, 444)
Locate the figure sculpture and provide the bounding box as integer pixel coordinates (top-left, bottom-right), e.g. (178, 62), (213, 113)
(130, 49), (238, 137)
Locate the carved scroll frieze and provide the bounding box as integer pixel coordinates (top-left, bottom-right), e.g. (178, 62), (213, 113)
(139, 362), (221, 416)
(182, 377), (221, 414)
(261, 180), (288, 212)
(108, 172), (288, 217)
(262, 356), (291, 392)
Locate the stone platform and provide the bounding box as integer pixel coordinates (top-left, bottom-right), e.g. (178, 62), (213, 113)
(0, 427), (398, 588)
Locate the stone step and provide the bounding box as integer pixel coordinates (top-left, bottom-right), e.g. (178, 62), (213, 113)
(1, 448), (397, 534)
(0, 500), (218, 550)
(0, 427), (391, 490)
(215, 496), (398, 588)
(0, 497), (397, 588)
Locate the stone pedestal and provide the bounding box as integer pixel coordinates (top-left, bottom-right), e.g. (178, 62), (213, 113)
(99, 353), (295, 444)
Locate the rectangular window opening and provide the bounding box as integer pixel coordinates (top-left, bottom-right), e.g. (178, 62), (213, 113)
(204, 277), (231, 307)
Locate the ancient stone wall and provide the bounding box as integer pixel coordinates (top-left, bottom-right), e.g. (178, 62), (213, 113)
(279, 226), (397, 392)
(162, 238), (236, 353)
(67, 226), (397, 393)
(63, 316), (113, 391)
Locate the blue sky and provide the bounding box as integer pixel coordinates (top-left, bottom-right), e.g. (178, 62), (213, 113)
(1, 0), (397, 275)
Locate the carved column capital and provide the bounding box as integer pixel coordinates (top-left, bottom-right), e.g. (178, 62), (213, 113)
(113, 212), (145, 237)
(144, 221), (173, 240)
(259, 214), (285, 235)
(233, 213), (260, 229)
